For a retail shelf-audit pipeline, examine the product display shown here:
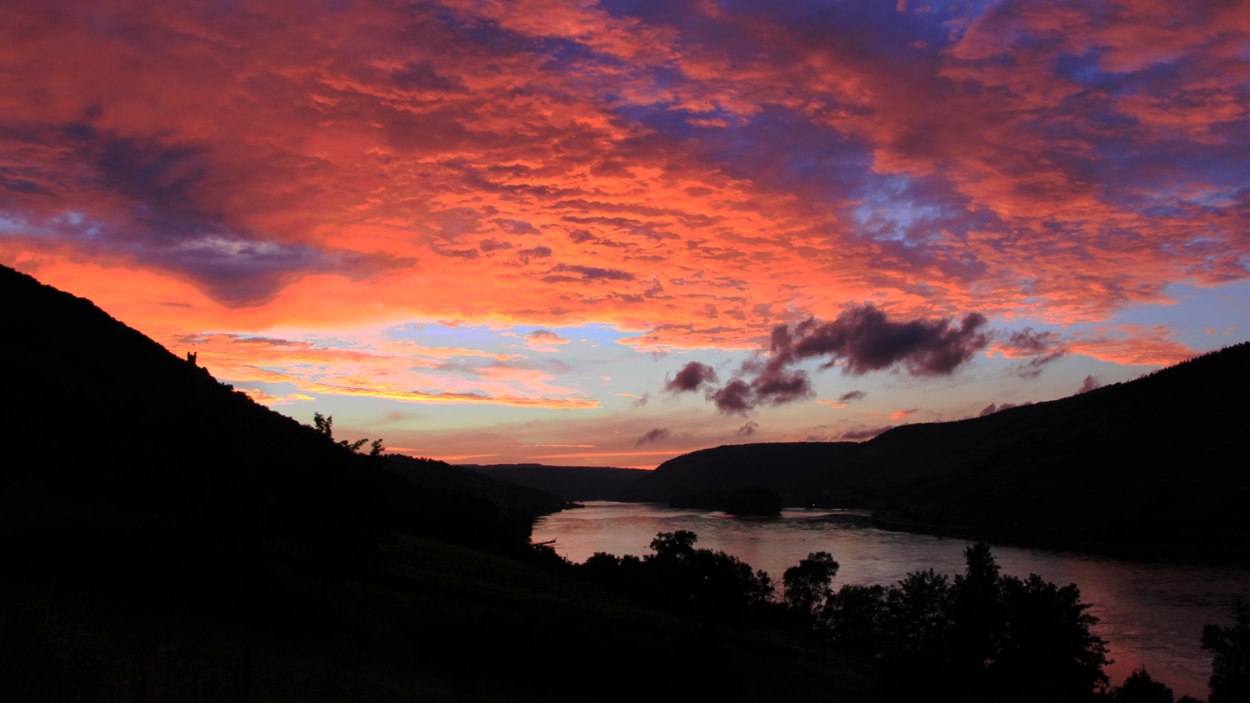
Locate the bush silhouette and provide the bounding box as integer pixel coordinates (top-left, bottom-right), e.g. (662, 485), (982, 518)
(1111, 668), (1175, 703)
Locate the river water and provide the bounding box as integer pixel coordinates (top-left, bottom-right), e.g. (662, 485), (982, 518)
(532, 501), (1250, 699)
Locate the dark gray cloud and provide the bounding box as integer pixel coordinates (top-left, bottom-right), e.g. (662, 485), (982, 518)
(9, 126), (421, 306)
(478, 238), (512, 252)
(979, 402), (1013, 417)
(634, 427), (671, 446)
(770, 304), (990, 376)
(390, 62), (467, 93)
(1005, 328), (1061, 355)
(496, 218), (539, 235)
(837, 389), (866, 403)
(1013, 352), (1065, 379)
(1003, 328), (1067, 378)
(710, 379), (753, 415)
(1078, 375), (1101, 394)
(737, 420), (759, 436)
(518, 245), (551, 263)
(750, 368), (814, 405)
(683, 304), (989, 414)
(431, 244), (478, 259)
(542, 263), (634, 283)
(665, 361), (719, 393)
(632, 392), (650, 407)
(568, 229), (630, 248)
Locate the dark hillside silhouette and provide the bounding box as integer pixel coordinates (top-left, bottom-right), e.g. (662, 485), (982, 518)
(631, 342), (1250, 555)
(0, 263), (544, 554)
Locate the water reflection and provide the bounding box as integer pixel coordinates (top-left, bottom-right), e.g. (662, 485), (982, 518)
(533, 502), (1250, 699)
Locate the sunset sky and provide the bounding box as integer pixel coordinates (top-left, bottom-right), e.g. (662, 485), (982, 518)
(2, 0), (1247, 467)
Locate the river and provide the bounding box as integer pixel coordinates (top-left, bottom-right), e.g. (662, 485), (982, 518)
(532, 501), (1250, 699)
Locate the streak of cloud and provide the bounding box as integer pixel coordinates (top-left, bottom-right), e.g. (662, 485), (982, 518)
(996, 328), (1067, 378)
(524, 329), (570, 352)
(634, 428), (672, 447)
(818, 389), (866, 408)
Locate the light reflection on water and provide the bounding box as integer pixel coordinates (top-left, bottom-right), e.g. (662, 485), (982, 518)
(533, 501), (1250, 700)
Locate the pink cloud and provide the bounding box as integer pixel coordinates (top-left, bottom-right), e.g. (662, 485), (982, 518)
(1, 0), (1243, 410)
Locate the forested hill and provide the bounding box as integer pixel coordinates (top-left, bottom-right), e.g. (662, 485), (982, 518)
(627, 442), (860, 504)
(0, 263), (551, 552)
(632, 342), (1250, 553)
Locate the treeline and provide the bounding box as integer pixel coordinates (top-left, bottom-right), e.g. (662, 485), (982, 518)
(562, 532), (1249, 703)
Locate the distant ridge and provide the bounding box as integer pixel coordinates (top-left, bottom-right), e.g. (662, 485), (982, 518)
(632, 342), (1250, 553)
(627, 442), (860, 504)
(464, 463), (648, 501)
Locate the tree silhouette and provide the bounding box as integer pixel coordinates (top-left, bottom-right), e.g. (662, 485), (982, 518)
(992, 573), (1108, 701)
(951, 542), (1003, 675)
(783, 551), (839, 615)
(1203, 601), (1250, 703)
(816, 543), (1109, 701)
(825, 583), (886, 651)
(1111, 668), (1174, 703)
(312, 412), (376, 454)
(644, 530), (773, 620)
(649, 530), (698, 559)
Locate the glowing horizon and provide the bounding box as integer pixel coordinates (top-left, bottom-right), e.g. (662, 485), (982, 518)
(2, 1), (1247, 468)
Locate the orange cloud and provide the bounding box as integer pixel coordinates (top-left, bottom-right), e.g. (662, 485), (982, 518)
(0, 0), (1244, 454)
(166, 329), (597, 409)
(523, 329), (571, 352)
(1067, 326), (1198, 367)
(304, 382), (598, 409)
(527, 450), (680, 460)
